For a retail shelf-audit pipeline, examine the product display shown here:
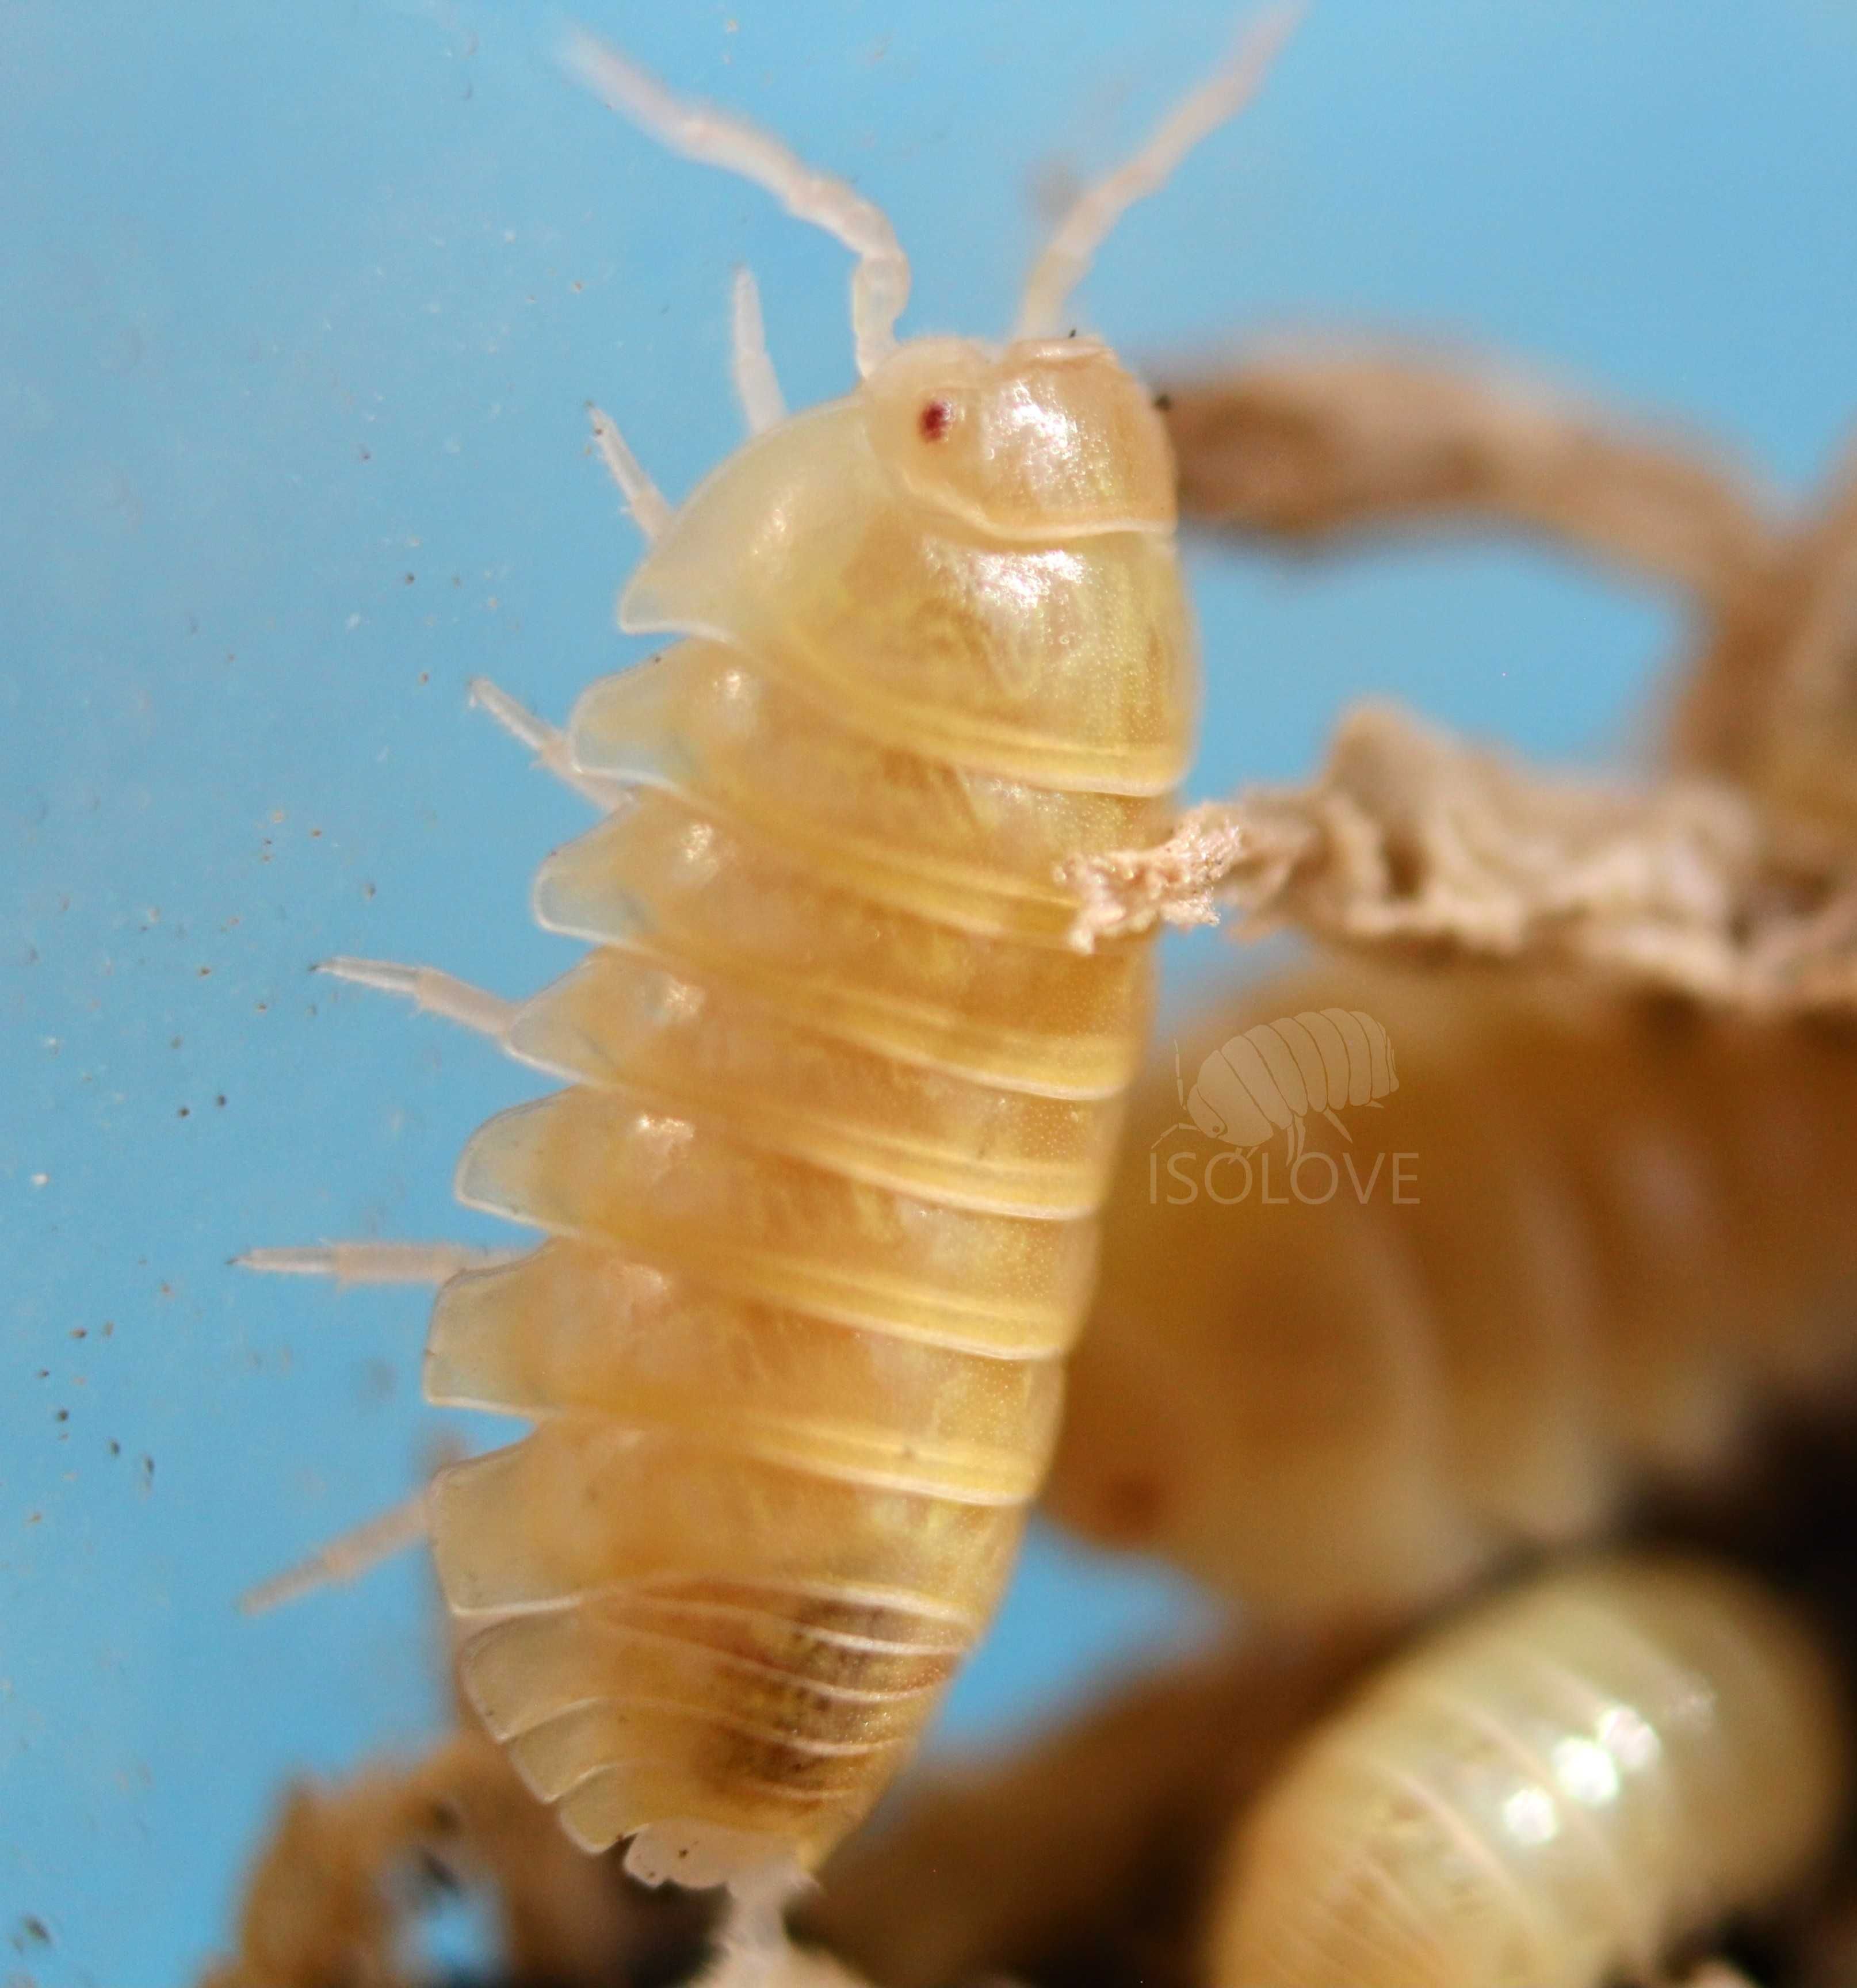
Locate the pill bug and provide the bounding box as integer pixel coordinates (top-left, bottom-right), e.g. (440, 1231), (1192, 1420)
(1205, 1553), (1851, 1988)
(1167, 1007), (1397, 1160)
(241, 14), (1300, 1898)
(1046, 957), (1857, 1624)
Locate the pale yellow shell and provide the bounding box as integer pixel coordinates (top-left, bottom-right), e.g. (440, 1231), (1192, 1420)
(1207, 1555), (1849, 1988)
(427, 335), (1192, 1882)
(244, 14), (1308, 1895)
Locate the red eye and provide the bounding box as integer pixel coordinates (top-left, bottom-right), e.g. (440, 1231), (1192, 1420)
(918, 398), (953, 442)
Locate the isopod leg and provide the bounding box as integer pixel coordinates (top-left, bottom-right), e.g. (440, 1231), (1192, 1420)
(316, 955), (517, 1041)
(731, 265), (787, 435)
(236, 1241), (521, 1286)
(561, 27), (909, 377)
(1017, 3), (1302, 337)
(240, 1485), (432, 1615)
(588, 403), (672, 540)
(470, 675), (622, 808)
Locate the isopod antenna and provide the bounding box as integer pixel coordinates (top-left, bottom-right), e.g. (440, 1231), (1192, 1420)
(563, 24), (911, 377)
(1018, 2), (1305, 338)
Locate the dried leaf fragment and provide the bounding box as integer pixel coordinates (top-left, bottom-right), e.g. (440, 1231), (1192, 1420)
(197, 1730), (706, 1988)
(1676, 438), (1857, 853)
(1066, 703), (1857, 1015)
(1160, 345), (1779, 601)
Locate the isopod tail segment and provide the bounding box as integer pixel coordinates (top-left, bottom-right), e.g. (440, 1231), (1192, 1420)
(242, 4), (1304, 1917)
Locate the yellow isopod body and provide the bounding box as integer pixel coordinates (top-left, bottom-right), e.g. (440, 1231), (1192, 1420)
(245, 14), (1300, 1899)
(433, 323), (1186, 1877)
(1048, 958), (1857, 1626)
(1206, 1554), (1850, 1988)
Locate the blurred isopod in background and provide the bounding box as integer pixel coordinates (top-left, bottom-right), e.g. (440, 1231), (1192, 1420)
(1206, 1553), (1851, 1988)
(1054, 962), (1857, 1624)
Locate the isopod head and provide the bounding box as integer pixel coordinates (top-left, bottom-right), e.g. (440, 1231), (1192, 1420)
(863, 335), (1178, 540)
(618, 357), (1195, 797)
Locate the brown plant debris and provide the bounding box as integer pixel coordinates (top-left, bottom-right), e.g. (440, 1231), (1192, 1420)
(1133, 345), (1857, 1009)
(1159, 344), (1780, 601)
(197, 1729), (712, 1988)
(1063, 703), (1857, 1015)
(1674, 438), (1857, 852)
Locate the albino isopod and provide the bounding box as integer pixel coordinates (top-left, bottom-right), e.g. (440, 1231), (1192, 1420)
(1205, 1554), (1850, 1988)
(1169, 1007), (1397, 1160)
(1047, 958), (1857, 1623)
(241, 12), (1299, 1906)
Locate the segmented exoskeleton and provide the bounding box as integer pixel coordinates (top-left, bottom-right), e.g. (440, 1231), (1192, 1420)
(1206, 1554), (1850, 1988)
(243, 14), (1298, 1899)
(1048, 958), (1857, 1624)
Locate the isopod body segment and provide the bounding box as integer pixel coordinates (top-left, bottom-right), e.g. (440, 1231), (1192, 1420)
(1206, 1555), (1850, 1988)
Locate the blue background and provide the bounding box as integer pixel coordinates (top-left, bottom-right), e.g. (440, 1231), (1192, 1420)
(5, 2), (1857, 1978)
